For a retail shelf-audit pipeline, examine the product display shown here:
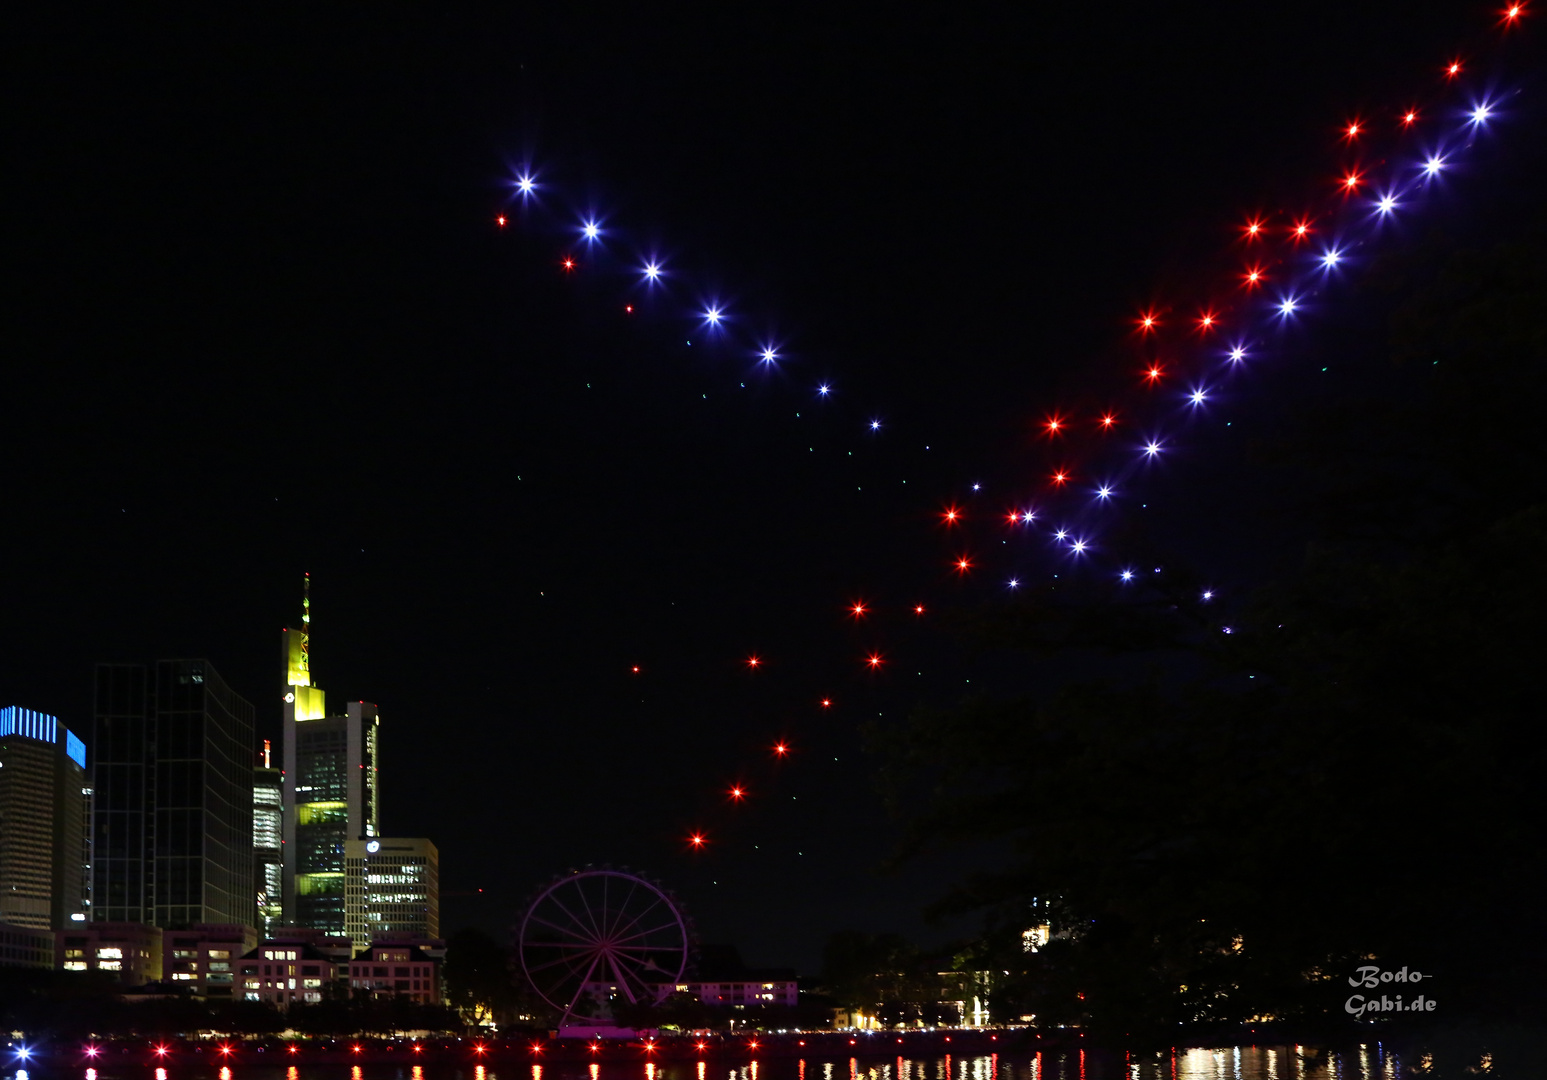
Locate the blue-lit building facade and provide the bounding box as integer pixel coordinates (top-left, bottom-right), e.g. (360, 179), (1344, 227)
(0, 706), (91, 930)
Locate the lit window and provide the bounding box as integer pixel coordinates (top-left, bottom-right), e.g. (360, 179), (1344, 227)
(97, 947), (123, 959)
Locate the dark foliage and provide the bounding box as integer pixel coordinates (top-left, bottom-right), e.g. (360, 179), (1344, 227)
(874, 232), (1547, 1042)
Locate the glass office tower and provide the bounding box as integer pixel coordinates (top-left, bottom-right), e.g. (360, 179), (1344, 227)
(91, 662), (256, 929)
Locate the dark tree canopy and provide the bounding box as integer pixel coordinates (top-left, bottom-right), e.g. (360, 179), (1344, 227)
(875, 230), (1547, 1042)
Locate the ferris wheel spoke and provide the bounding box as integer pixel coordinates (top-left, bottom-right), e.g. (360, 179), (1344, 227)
(605, 951), (647, 1004)
(592, 942), (682, 953)
(525, 951), (599, 977)
(599, 893), (665, 944)
(575, 879), (607, 944)
(544, 891), (604, 941)
(562, 951), (607, 1022)
(535, 968), (589, 1006)
(526, 911), (598, 944)
(600, 876), (640, 939)
(604, 920), (684, 947)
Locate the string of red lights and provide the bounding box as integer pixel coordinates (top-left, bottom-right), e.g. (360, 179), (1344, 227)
(489, 5), (1532, 855)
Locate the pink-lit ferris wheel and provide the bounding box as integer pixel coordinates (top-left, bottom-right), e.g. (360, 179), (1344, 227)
(517, 868), (692, 1023)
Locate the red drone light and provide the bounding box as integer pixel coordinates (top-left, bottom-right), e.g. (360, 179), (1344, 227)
(1136, 310), (1160, 333)
(866, 653), (884, 669)
(696, 1043), (707, 1052)
(154, 1047), (169, 1057)
(914, 604), (925, 614)
(529, 1043), (542, 1054)
(1402, 109), (1419, 125)
(496, 215), (507, 227)
(415, 1045), (424, 1053)
(773, 742), (789, 756)
(850, 601), (867, 617)
(821, 698), (832, 706)
(1342, 170), (1364, 192)
(1044, 414), (1064, 435)
(955, 556), (972, 573)
(562, 256), (575, 271)
(941, 506), (961, 524)
(1051, 471), (1068, 485)
(1145, 365), (1164, 382)
(1343, 120), (1362, 141)
(1290, 219), (1313, 242)
(1503, 3), (1524, 24)
(625, 304), (633, 313)
(748, 1041), (760, 1050)
(729, 786), (745, 801)
(1242, 218), (1265, 241)
(687, 833), (706, 848)
(1446, 60), (1463, 77)
(219, 1045), (233, 1056)
(1100, 413), (1117, 428)
(631, 665), (640, 673)
(1243, 266), (1265, 289)
(746, 655), (761, 668)
(1197, 311), (1217, 332)
(288, 1046), (299, 1055)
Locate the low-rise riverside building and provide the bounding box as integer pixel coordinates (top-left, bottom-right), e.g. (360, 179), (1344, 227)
(56, 921), (162, 984)
(238, 941), (339, 1006)
(348, 940), (442, 1003)
(162, 923), (257, 999)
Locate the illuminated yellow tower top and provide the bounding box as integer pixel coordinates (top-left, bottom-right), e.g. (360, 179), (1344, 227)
(283, 574), (325, 721)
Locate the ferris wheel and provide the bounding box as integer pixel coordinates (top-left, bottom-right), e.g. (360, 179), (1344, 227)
(517, 868), (693, 1022)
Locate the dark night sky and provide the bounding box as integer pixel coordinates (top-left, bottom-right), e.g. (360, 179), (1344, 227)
(7, 5), (1539, 972)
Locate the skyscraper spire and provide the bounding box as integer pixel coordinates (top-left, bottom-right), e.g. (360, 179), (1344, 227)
(298, 572), (311, 683)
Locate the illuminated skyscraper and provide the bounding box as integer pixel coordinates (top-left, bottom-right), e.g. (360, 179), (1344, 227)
(281, 577), (381, 935)
(0, 706), (90, 929)
(344, 837), (439, 950)
(91, 662), (256, 929)
(254, 741), (283, 937)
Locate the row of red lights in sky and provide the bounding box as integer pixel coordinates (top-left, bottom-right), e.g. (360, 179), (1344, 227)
(670, 8), (1532, 851)
(485, 6), (1530, 854)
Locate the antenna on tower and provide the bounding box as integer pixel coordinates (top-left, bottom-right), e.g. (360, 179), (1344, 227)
(263, 739), (271, 769)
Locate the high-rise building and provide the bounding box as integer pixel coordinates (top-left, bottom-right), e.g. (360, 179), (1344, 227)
(91, 661), (256, 929)
(254, 740), (283, 938)
(281, 577), (381, 934)
(0, 706), (91, 930)
(344, 837), (439, 950)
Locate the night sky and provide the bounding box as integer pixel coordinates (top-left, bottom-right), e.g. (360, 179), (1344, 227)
(8, 5), (1540, 973)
